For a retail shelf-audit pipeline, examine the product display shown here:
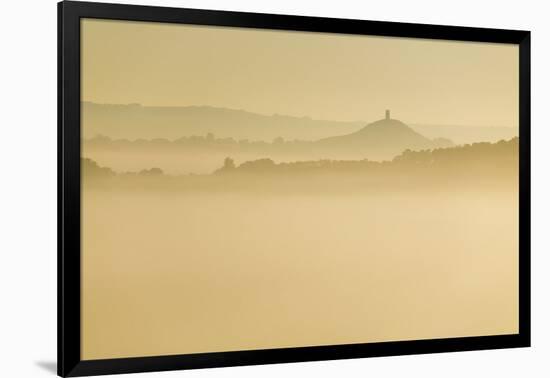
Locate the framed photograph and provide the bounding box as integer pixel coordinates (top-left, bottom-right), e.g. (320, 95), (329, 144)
(58, 1), (530, 376)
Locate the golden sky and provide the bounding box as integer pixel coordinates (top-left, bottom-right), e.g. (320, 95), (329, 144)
(81, 18), (518, 127)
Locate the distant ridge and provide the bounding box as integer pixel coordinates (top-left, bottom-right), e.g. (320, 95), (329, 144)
(410, 123), (518, 144)
(82, 102), (518, 144)
(81, 101), (362, 141)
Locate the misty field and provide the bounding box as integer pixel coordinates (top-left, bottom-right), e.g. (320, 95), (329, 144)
(81, 188), (518, 359)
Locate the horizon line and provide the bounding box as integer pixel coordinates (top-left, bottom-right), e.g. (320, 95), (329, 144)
(81, 100), (517, 129)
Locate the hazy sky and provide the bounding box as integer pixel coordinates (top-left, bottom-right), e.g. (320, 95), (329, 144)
(81, 18), (518, 127)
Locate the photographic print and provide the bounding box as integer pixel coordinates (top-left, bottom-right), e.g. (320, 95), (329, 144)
(58, 2), (530, 376)
(80, 18), (520, 360)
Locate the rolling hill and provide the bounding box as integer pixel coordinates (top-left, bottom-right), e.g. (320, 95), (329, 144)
(82, 102), (516, 144)
(315, 114), (453, 160)
(82, 102), (362, 141)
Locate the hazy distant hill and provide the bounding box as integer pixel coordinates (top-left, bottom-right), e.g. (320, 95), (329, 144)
(83, 102), (517, 144)
(410, 124), (517, 144)
(83, 113), (457, 174)
(82, 102), (362, 141)
(316, 117), (453, 160)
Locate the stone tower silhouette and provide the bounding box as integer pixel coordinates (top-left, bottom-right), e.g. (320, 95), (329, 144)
(385, 109), (390, 120)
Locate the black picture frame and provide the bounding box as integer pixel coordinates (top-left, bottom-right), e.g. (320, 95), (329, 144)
(58, 1), (531, 376)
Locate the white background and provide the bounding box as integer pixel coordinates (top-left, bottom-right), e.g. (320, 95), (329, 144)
(0, 0), (547, 377)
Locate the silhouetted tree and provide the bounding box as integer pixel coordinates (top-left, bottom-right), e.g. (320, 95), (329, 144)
(223, 157), (235, 170)
(238, 158), (276, 172)
(214, 157), (236, 174)
(81, 158), (115, 177)
(139, 167), (164, 176)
